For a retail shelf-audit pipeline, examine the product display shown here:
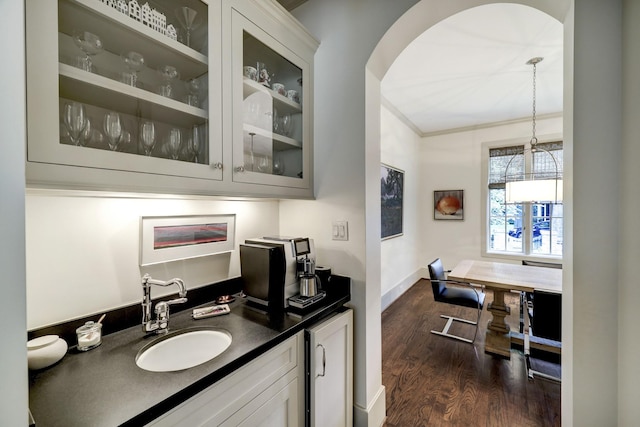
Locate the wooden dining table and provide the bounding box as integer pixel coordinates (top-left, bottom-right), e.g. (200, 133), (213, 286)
(448, 259), (562, 358)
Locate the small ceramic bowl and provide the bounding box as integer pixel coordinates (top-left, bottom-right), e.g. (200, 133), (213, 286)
(27, 335), (68, 370)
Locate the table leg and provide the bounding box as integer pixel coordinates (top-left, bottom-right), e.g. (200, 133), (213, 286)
(485, 288), (512, 358)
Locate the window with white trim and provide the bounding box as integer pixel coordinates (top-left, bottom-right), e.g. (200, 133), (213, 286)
(487, 141), (563, 257)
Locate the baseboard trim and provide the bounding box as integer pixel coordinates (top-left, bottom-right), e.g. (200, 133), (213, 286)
(354, 385), (386, 427)
(381, 268), (428, 311)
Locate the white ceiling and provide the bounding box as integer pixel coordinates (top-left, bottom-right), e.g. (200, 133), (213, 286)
(381, 3), (563, 136)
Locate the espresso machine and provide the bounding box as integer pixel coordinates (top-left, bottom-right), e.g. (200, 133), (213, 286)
(240, 236), (325, 310)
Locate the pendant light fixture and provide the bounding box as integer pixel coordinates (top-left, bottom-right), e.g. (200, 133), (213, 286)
(504, 57), (563, 204)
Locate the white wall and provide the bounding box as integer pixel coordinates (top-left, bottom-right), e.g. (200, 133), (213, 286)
(619, 1), (640, 423)
(286, 2), (419, 425)
(420, 116), (563, 269)
(26, 192), (280, 329)
(380, 104), (422, 309)
(378, 113), (562, 309)
(0, 1), (28, 425)
(571, 1), (621, 424)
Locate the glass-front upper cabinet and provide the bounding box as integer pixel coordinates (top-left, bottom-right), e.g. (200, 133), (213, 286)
(229, 7), (314, 193)
(26, 0), (223, 191)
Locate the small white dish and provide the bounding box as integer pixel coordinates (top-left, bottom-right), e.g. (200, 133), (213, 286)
(27, 335), (67, 370)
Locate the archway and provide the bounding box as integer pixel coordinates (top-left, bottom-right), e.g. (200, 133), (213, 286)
(365, 0), (572, 423)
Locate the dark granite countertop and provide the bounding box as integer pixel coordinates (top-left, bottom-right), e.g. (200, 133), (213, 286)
(29, 281), (350, 427)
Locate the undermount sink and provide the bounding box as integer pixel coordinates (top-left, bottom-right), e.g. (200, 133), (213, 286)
(136, 327), (232, 372)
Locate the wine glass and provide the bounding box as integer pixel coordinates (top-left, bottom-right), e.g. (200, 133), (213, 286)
(273, 156), (285, 175)
(189, 124), (202, 162)
(248, 132), (256, 171)
(157, 65), (180, 99)
(175, 6), (202, 48)
(63, 102), (87, 146)
(121, 51), (145, 87)
(186, 78), (201, 107)
(166, 128), (182, 160)
(73, 30), (103, 73)
(281, 112), (292, 137)
(103, 112), (122, 151)
(256, 155), (270, 173)
(81, 117), (92, 146)
(272, 107), (280, 134)
(139, 120), (155, 156)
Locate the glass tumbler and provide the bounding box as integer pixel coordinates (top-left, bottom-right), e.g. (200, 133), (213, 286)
(76, 321), (102, 351)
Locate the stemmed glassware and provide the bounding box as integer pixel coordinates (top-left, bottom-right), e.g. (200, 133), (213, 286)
(281, 112), (292, 137)
(273, 156), (285, 175)
(139, 120), (156, 156)
(63, 102), (87, 146)
(166, 128), (182, 160)
(103, 112), (123, 151)
(157, 65), (180, 99)
(189, 124), (202, 162)
(81, 118), (92, 147)
(175, 6), (202, 48)
(72, 30), (103, 73)
(256, 155), (270, 173)
(248, 132), (256, 171)
(121, 51), (145, 87)
(186, 78), (201, 107)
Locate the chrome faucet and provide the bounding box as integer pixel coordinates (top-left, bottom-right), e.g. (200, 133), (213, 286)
(141, 273), (188, 334)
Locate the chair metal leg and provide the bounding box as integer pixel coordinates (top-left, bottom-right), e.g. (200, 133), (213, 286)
(431, 315), (476, 344)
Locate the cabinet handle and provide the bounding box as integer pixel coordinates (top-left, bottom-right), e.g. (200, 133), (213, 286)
(234, 166), (245, 173)
(316, 343), (326, 378)
(212, 162), (223, 170)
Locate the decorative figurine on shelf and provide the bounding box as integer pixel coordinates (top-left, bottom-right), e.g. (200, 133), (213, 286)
(141, 2), (152, 26)
(166, 24), (178, 41)
(258, 67), (271, 87)
(128, 0), (141, 21)
(116, 0), (128, 14)
(153, 9), (167, 35)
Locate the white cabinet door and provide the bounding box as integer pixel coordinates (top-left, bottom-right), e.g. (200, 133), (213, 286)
(26, 0), (225, 194)
(223, 0), (318, 198)
(307, 309), (353, 427)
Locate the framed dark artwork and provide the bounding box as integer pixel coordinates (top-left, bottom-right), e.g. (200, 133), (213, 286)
(381, 164), (404, 239)
(434, 190), (464, 220)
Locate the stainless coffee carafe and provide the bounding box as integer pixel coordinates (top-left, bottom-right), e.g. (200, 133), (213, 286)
(297, 256), (320, 297)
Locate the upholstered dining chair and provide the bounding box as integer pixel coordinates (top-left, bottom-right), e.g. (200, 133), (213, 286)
(427, 258), (485, 343)
(521, 261), (562, 382)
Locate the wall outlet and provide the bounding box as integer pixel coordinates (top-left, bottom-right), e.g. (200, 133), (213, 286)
(332, 220), (349, 241)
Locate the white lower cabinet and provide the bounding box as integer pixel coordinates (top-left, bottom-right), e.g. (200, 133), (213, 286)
(147, 310), (353, 427)
(147, 332), (304, 426)
(307, 309), (353, 427)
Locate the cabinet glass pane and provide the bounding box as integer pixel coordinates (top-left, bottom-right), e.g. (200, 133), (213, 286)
(56, 0), (209, 163)
(242, 32), (303, 179)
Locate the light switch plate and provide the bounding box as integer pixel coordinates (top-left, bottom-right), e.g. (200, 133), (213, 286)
(332, 220), (348, 241)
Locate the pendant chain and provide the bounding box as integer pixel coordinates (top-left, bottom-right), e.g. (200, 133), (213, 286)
(531, 61), (537, 146)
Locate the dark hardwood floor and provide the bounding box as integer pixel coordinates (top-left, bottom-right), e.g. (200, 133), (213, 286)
(382, 279), (561, 427)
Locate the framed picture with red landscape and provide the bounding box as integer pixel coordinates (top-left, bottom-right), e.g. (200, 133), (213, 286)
(140, 214), (236, 265)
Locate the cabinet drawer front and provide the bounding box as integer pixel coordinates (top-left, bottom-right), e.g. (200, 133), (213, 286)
(219, 376), (299, 427)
